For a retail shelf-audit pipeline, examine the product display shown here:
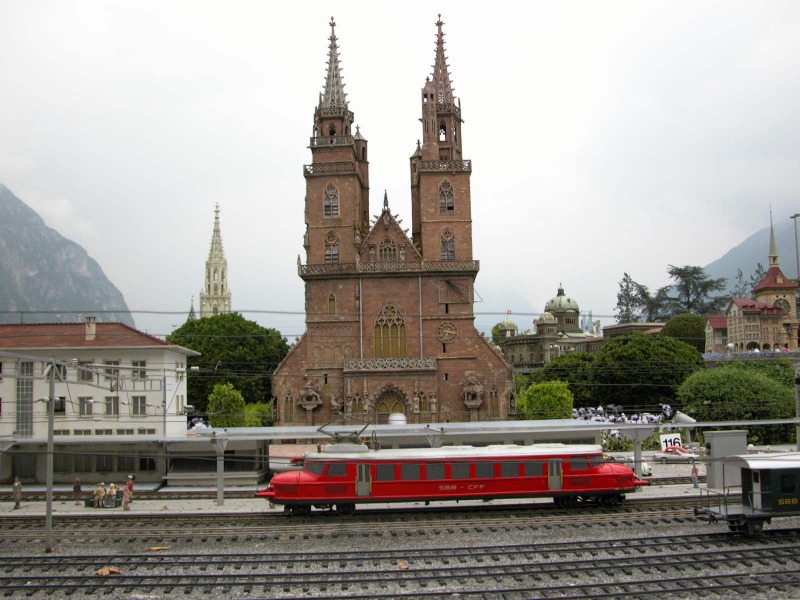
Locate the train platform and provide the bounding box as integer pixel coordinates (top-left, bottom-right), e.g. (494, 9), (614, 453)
(1, 477), (704, 517)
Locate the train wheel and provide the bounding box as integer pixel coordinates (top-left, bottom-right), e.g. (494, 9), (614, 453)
(727, 520), (742, 533)
(561, 496), (578, 508)
(743, 520), (764, 536)
(600, 495), (619, 507)
(290, 505), (311, 516)
(335, 503), (356, 517)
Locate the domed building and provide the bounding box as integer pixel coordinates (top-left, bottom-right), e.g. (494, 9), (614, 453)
(498, 285), (603, 375)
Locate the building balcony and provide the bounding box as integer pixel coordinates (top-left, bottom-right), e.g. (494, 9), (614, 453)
(419, 159), (471, 173)
(344, 357), (437, 372)
(299, 259), (479, 279)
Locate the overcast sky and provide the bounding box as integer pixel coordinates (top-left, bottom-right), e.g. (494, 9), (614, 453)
(1, 1), (798, 339)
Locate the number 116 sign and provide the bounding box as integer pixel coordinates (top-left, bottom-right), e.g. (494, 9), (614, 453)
(660, 434), (683, 450)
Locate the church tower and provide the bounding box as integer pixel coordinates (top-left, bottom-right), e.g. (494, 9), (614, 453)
(272, 17), (514, 426)
(199, 204), (232, 318)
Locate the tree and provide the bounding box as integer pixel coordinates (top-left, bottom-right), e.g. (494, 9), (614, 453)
(637, 283), (671, 322)
(529, 352), (595, 406)
(661, 313), (707, 354)
(716, 358), (795, 388)
(207, 382), (246, 428)
(663, 265), (727, 316)
(590, 334), (704, 411)
(166, 313), (290, 413)
(244, 401), (273, 426)
(615, 273), (643, 323)
(677, 368), (794, 445)
(516, 381), (574, 420)
(730, 268), (750, 299)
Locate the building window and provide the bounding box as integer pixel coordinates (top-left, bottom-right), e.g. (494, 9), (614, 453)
(439, 180), (454, 214)
(118, 456), (134, 472)
(374, 303), (407, 358)
(96, 455), (113, 472)
(54, 397), (66, 415)
(16, 361), (34, 436)
(54, 453), (72, 473)
(132, 361), (146, 379)
(78, 361), (94, 382)
(0, 361), (3, 382)
(105, 396), (119, 416)
(325, 231), (339, 264)
(441, 228), (455, 261)
(379, 237), (397, 262)
(323, 183), (339, 218)
(54, 363), (68, 381)
(328, 294), (336, 314)
(132, 396), (146, 416)
(104, 360), (119, 381)
(140, 457), (156, 471)
(75, 454), (92, 471)
(79, 397), (93, 417)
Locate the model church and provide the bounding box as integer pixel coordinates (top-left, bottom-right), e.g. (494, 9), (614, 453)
(272, 17), (515, 425)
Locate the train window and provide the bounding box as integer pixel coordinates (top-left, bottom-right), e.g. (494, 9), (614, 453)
(500, 462), (520, 477)
(401, 464), (421, 480)
(307, 463), (325, 475)
(524, 461), (544, 476)
(476, 462), (495, 478)
(570, 457), (590, 471)
(451, 463), (470, 479)
(376, 464), (396, 481)
(781, 474), (797, 494)
(589, 456), (605, 468)
(426, 463), (445, 480)
(327, 463), (348, 477)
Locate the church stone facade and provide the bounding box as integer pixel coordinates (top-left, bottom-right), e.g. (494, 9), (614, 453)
(272, 17), (515, 426)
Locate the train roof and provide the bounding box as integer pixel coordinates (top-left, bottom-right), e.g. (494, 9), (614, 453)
(302, 443), (604, 462)
(720, 452), (800, 471)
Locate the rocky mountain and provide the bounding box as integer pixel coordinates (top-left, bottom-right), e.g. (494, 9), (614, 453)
(0, 183), (135, 326)
(704, 218), (800, 292)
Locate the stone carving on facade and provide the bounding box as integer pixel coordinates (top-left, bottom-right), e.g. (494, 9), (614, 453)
(329, 394), (343, 412)
(298, 376), (322, 411)
(462, 373), (483, 409)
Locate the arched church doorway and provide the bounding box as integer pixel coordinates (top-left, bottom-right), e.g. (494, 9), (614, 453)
(376, 391), (406, 424)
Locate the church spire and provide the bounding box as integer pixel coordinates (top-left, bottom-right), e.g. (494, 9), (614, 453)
(769, 209), (780, 267)
(199, 204), (232, 318)
(431, 14), (454, 104)
(321, 17), (347, 112)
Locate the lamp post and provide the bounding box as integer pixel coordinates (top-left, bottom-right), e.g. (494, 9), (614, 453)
(209, 431), (228, 506)
(44, 359), (55, 553)
(791, 214), (800, 280)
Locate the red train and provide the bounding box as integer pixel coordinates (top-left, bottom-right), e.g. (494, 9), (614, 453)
(257, 442), (649, 515)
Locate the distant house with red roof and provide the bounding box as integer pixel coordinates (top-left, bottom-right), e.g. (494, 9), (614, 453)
(704, 315), (728, 353)
(717, 221), (799, 353)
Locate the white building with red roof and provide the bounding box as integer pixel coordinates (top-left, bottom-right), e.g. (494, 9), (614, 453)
(0, 317), (200, 485)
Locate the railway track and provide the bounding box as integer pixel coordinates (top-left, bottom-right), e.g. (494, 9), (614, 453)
(1, 529), (798, 599)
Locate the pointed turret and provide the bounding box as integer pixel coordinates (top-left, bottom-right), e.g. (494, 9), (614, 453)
(314, 17), (354, 139)
(431, 15), (455, 105)
(187, 297), (196, 322)
(199, 204), (232, 318)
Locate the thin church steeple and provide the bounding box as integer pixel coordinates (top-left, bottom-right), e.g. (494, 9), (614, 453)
(199, 204), (232, 318)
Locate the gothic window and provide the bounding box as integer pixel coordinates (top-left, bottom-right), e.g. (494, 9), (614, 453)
(377, 393), (405, 424)
(439, 119), (447, 141)
(441, 228), (455, 261)
(213, 270), (218, 281)
(325, 231), (339, 264)
(378, 237), (397, 262)
(488, 386), (499, 419)
(439, 180), (454, 214)
(329, 123), (336, 136)
(374, 303), (407, 358)
(328, 294), (336, 314)
(324, 183), (339, 217)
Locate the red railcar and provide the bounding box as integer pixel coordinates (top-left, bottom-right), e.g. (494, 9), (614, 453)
(257, 442), (649, 516)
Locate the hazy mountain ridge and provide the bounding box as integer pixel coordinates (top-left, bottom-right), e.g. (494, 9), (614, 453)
(0, 183), (135, 326)
(704, 219), (800, 295)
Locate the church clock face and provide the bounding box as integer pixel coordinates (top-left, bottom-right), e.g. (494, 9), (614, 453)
(437, 321), (459, 343)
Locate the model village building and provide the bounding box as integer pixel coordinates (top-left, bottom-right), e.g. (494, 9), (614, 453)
(705, 221), (799, 353)
(496, 286), (604, 375)
(272, 18), (515, 426)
